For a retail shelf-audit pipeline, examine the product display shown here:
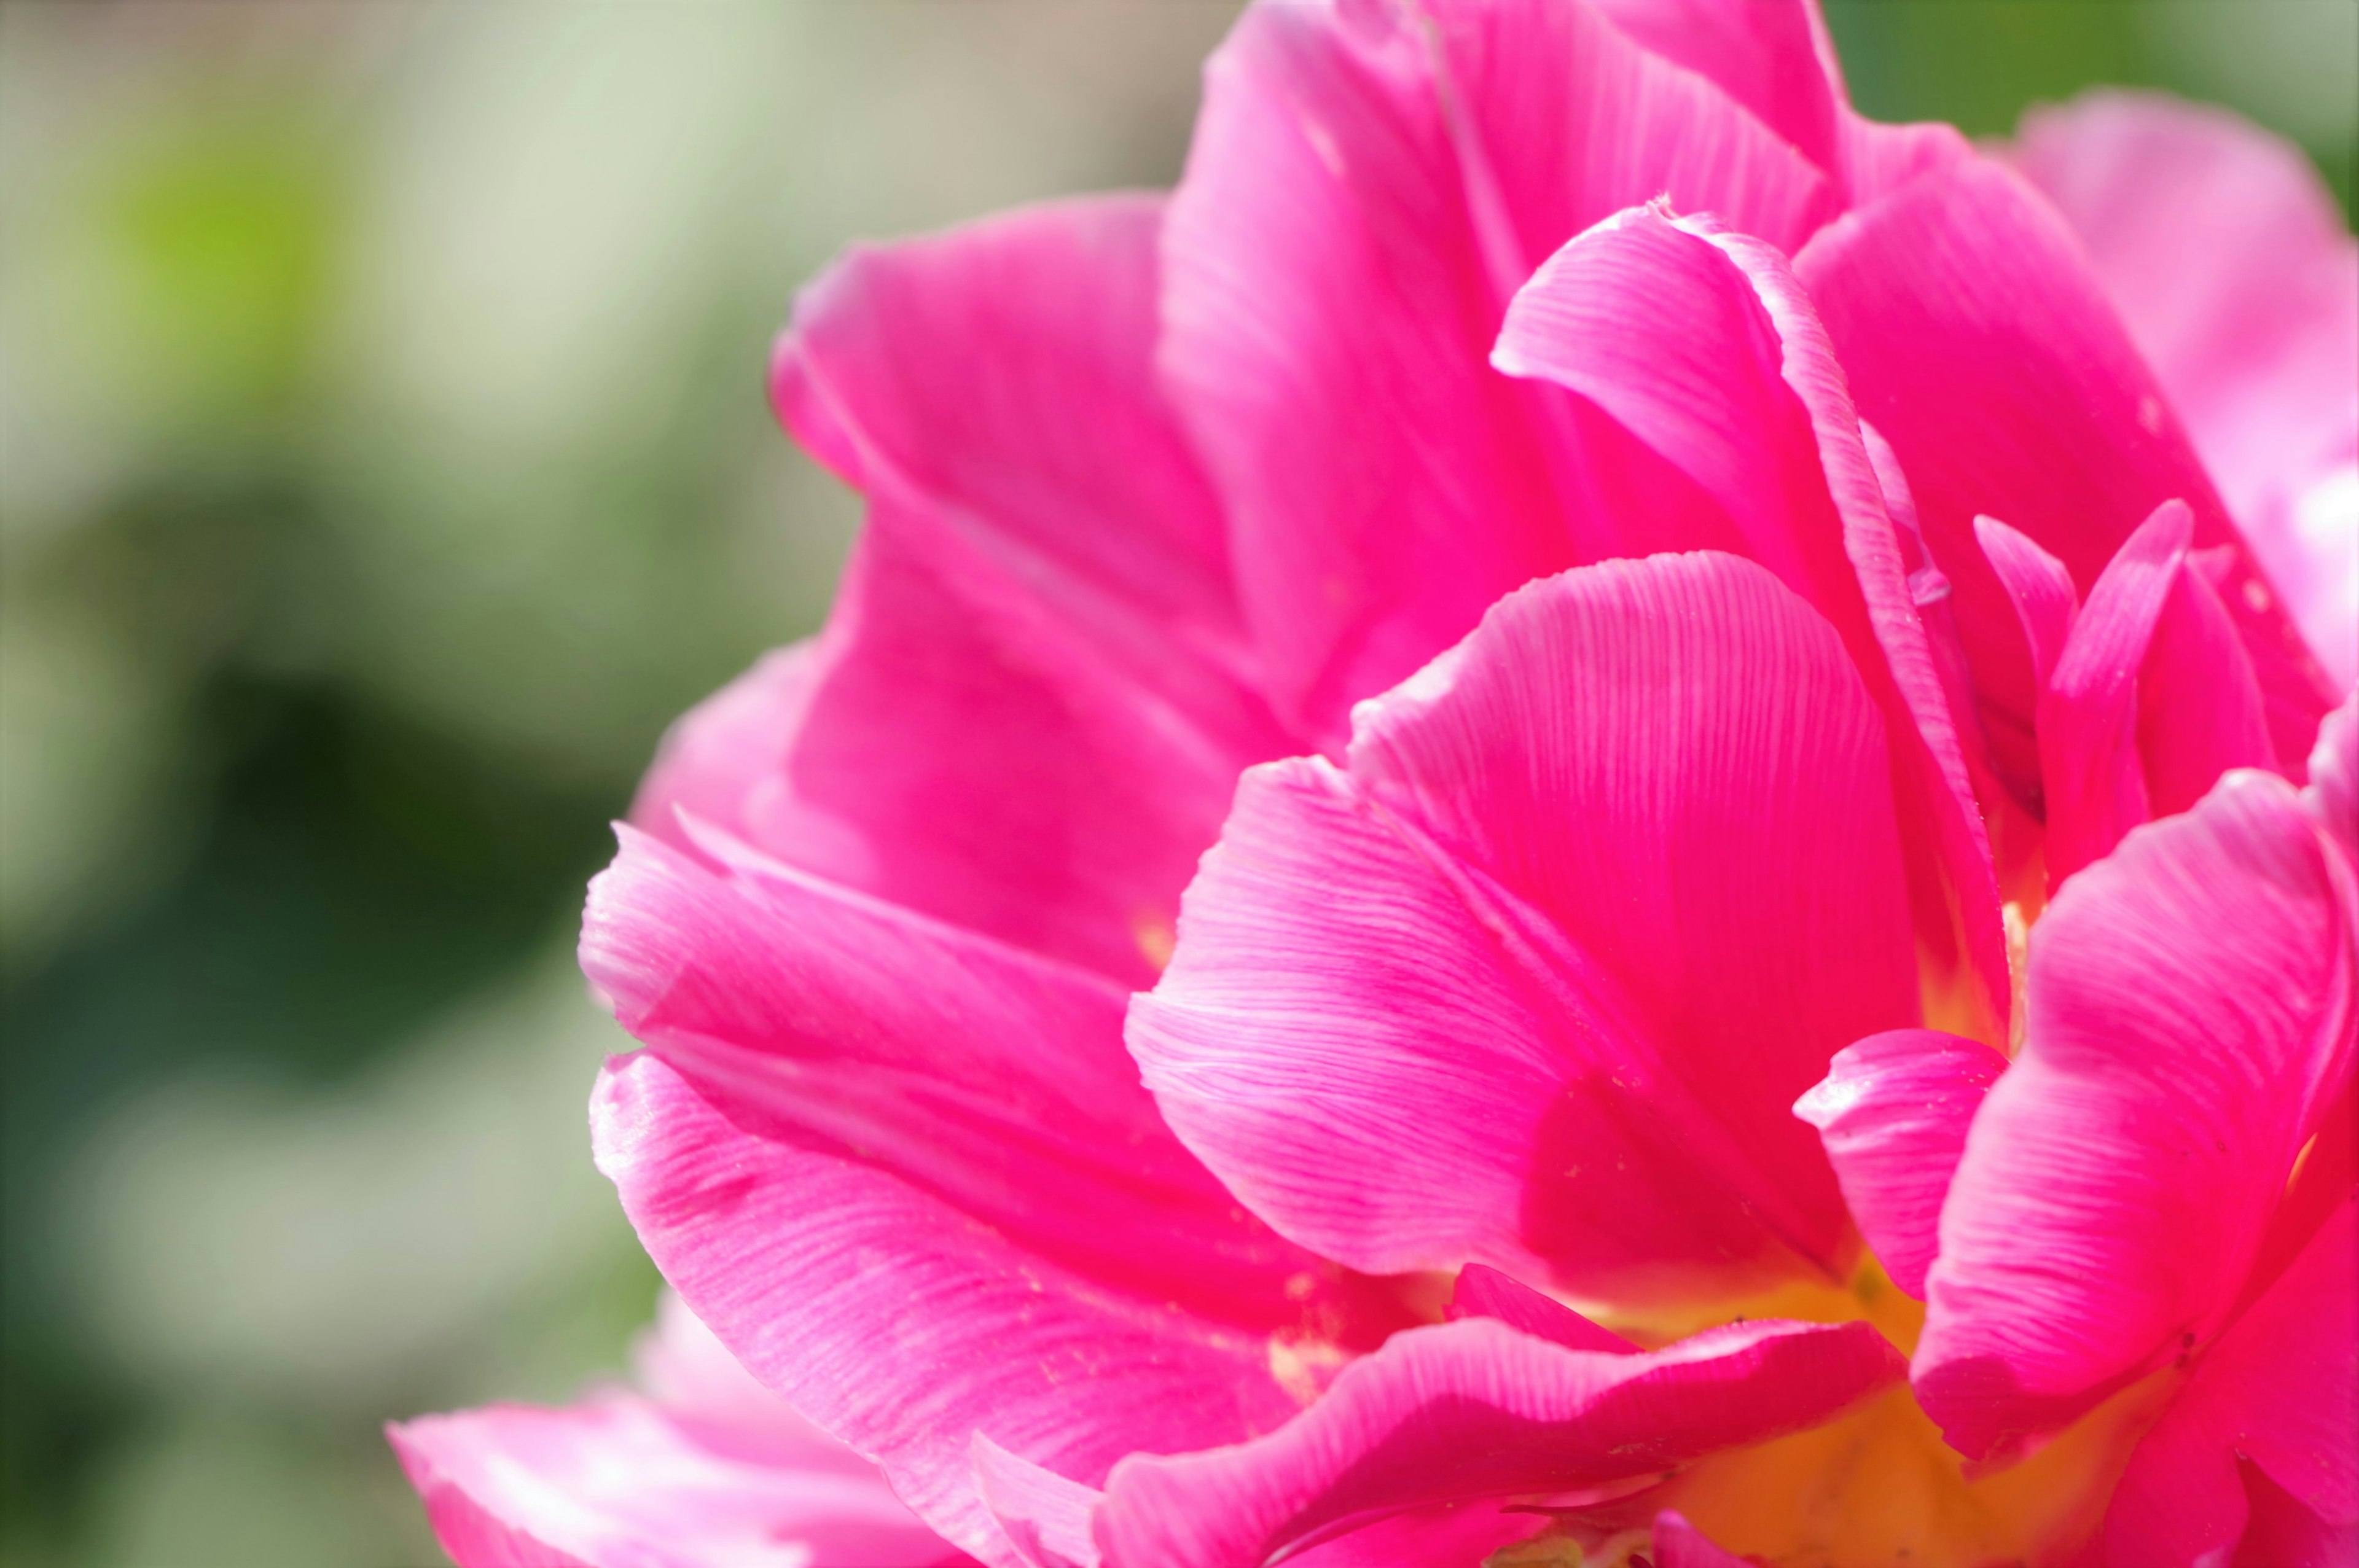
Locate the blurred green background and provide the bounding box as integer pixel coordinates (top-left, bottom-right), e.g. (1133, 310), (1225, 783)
(0, 3), (2349, 1564)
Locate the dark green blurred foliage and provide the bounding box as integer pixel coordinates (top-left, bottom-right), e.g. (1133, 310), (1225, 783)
(1825, 0), (2355, 212)
(0, 4), (2347, 1566)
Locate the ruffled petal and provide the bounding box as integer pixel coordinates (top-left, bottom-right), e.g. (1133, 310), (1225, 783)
(2104, 1197), (2358, 1566)
(1496, 203), (2008, 1029)
(773, 194), (1241, 647)
(1915, 770), (2357, 1461)
(1131, 553), (1917, 1303)
(1092, 1316), (1903, 1567)
(592, 1053), (1302, 1564)
(2013, 92), (2359, 690)
(388, 1397), (968, 1568)
(1796, 156), (2333, 795)
(1794, 1029), (2007, 1301)
(582, 824), (1312, 1328)
(1160, 0), (1839, 741)
(655, 196), (1288, 987)
(582, 829), (1363, 1558)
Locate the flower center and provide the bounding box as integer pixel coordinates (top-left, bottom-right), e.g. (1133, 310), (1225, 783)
(1578, 1262), (2170, 1567)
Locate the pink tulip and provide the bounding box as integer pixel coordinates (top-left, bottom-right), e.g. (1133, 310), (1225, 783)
(396, 1), (2356, 1563)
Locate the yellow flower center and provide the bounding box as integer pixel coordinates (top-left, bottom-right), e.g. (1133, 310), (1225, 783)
(1575, 1262), (2171, 1567)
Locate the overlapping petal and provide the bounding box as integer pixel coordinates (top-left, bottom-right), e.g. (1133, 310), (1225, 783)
(2102, 1196), (2358, 1566)
(1161, 0), (1845, 741)
(1915, 768), (2356, 1461)
(396, 6), (2359, 1564)
(644, 195), (1288, 988)
(2137, 548), (2277, 819)
(2014, 92), (2359, 690)
(582, 827), (1352, 1559)
(593, 1054), (1297, 1564)
(2309, 693), (2358, 864)
(2033, 500), (2188, 883)
(1093, 1316), (1903, 1567)
(387, 1296), (971, 1568)
(1796, 157), (2333, 790)
(1131, 552), (1916, 1303)
(1495, 201), (2008, 1029)
(1794, 1029), (2006, 1301)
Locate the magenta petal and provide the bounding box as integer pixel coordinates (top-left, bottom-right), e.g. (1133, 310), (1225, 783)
(1794, 1029), (2007, 1301)
(1914, 770), (2356, 1461)
(2014, 92), (2359, 690)
(748, 196), (1289, 985)
(1492, 208), (1855, 599)
(1092, 1317), (1903, 1568)
(1797, 155), (2332, 792)
(1584, 0), (1841, 173)
(2105, 1198), (2359, 1566)
(1974, 515), (2077, 692)
(388, 1398), (966, 1568)
(773, 193), (1239, 644)
(2139, 548), (2279, 817)
(2308, 693), (2358, 865)
(1423, 0), (1840, 262)
(630, 641), (830, 866)
(971, 1437), (1102, 1568)
(592, 1053), (1300, 1562)
(1132, 553), (1917, 1301)
(1447, 1263), (1638, 1355)
(1651, 1510), (1755, 1568)
(1160, 0), (1837, 739)
(1496, 200), (2008, 1045)
(583, 824), (1311, 1328)
(2036, 499), (2189, 883)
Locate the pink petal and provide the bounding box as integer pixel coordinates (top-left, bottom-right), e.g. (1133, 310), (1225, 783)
(1796, 155), (2333, 797)
(971, 1437), (1101, 1568)
(1914, 770), (2356, 1461)
(1495, 205), (2008, 1026)
(772, 193), (1241, 647)
(1092, 1316), (1904, 1567)
(1651, 1510), (1756, 1568)
(1447, 1263), (1640, 1355)
(2036, 500), (2189, 883)
(1275, 1507), (1552, 1568)
(2105, 1197), (2358, 1566)
(1426, 0), (1842, 259)
(2013, 92), (2359, 690)
(1836, 111), (1974, 208)
(1160, 0), (1837, 741)
(632, 1290), (865, 1444)
(1974, 515), (2078, 692)
(665, 195), (1289, 987)
(2139, 548), (2279, 818)
(630, 642), (829, 867)
(1584, 0), (1841, 173)
(1131, 553), (1917, 1303)
(2308, 693), (2357, 865)
(388, 1398), (968, 1568)
(582, 824), (1312, 1330)
(592, 1052), (1303, 1564)
(1794, 1029), (2008, 1301)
